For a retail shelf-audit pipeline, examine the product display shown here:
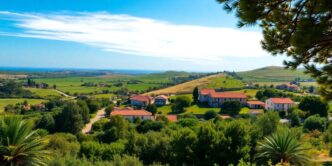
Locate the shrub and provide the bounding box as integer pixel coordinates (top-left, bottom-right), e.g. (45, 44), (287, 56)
(303, 115), (327, 132)
(220, 101), (242, 116)
(204, 110), (218, 120)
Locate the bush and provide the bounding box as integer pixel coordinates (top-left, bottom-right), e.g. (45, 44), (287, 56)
(299, 96), (329, 117)
(303, 115), (327, 132)
(220, 101), (242, 116)
(171, 96), (192, 113)
(46, 133), (80, 157)
(80, 141), (125, 161)
(37, 114), (55, 132)
(136, 120), (164, 133)
(204, 110), (218, 120)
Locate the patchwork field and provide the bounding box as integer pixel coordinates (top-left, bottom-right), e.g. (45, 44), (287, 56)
(145, 74), (244, 95)
(33, 72), (201, 95)
(237, 66), (313, 82)
(26, 88), (62, 98)
(0, 98), (47, 112)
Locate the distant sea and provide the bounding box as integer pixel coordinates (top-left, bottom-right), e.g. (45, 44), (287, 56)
(0, 66), (165, 75)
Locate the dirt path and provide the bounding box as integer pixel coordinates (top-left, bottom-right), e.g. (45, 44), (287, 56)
(82, 108), (106, 134)
(53, 89), (76, 99)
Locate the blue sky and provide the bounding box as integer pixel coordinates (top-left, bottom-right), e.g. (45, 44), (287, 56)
(0, 0), (286, 71)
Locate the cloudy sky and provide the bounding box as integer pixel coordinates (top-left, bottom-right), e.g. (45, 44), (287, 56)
(0, 0), (286, 71)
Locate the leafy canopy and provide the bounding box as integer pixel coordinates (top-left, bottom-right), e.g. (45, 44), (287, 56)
(217, 0), (332, 100)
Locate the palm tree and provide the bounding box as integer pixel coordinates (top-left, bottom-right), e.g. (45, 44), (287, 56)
(0, 116), (50, 166)
(256, 130), (310, 165)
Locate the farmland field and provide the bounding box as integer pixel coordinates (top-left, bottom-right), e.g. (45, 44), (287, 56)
(237, 66), (313, 82)
(0, 98), (47, 112)
(158, 104), (220, 115)
(146, 74), (244, 95)
(26, 88), (62, 98)
(34, 71), (204, 95)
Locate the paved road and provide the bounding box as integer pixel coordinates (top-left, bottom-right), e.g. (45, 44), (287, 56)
(82, 108), (106, 134)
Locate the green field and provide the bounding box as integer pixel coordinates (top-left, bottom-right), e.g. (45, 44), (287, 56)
(203, 75), (244, 89)
(237, 66), (313, 82)
(34, 72), (202, 95)
(158, 104), (220, 115)
(26, 88), (62, 98)
(93, 93), (115, 99)
(0, 98), (47, 112)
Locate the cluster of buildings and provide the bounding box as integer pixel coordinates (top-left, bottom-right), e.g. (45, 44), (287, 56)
(276, 83), (300, 91)
(130, 94), (169, 107)
(110, 107), (177, 122)
(198, 89), (295, 112)
(109, 88), (296, 122)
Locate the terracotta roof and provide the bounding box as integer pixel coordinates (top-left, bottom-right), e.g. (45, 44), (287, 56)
(166, 115), (177, 122)
(247, 100), (265, 105)
(111, 110), (152, 116)
(200, 89), (215, 95)
(130, 95), (152, 102)
(155, 95), (168, 100)
(210, 92), (247, 99)
(269, 98), (294, 104)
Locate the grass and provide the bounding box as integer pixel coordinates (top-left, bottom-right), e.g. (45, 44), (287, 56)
(146, 74), (244, 95)
(237, 66), (313, 82)
(230, 89), (258, 98)
(34, 72), (202, 95)
(158, 103), (219, 115)
(0, 98), (47, 112)
(93, 93), (115, 99)
(25, 88), (61, 98)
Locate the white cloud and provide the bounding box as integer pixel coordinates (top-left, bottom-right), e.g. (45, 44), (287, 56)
(0, 11), (266, 61)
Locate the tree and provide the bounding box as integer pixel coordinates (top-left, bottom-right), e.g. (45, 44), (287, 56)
(204, 110), (218, 120)
(289, 111), (301, 127)
(171, 96), (192, 113)
(217, 0), (332, 100)
(220, 101), (242, 116)
(303, 114), (327, 132)
(86, 99), (100, 113)
(192, 87), (199, 103)
(105, 104), (114, 116)
(256, 130), (310, 165)
(0, 116), (50, 165)
(77, 100), (90, 124)
(299, 96), (329, 117)
(256, 111), (280, 136)
(37, 114), (55, 132)
(171, 128), (197, 165)
(136, 120), (164, 133)
(55, 102), (84, 134)
(146, 104), (157, 115)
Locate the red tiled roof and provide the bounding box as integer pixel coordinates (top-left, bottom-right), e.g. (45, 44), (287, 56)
(166, 115), (177, 122)
(130, 95), (152, 102)
(155, 95), (168, 100)
(200, 89), (215, 95)
(111, 110), (152, 116)
(269, 98), (294, 104)
(210, 92), (246, 99)
(247, 100), (265, 105)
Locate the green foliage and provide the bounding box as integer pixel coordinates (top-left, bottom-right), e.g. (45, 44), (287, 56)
(136, 120), (164, 133)
(303, 115), (327, 132)
(92, 118), (110, 132)
(37, 114), (55, 132)
(55, 102), (84, 134)
(204, 110), (218, 120)
(80, 141), (125, 161)
(77, 100), (90, 123)
(146, 104), (157, 115)
(86, 99), (101, 113)
(256, 130), (310, 165)
(299, 96), (329, 117)
(289, 111), (301, 127)
(0, 116), (50, 165)
(46, 133), (80, 157)
(217, 0), (332, 99)
(171, 95), (192, 113)
(192, 86), (199, 103)
(255, 89), (285, 101)
(0, 80), (35, 98)
(220, 101), (242, 116)
(256, 111), (280, 136)
(105, 104), (114, 116)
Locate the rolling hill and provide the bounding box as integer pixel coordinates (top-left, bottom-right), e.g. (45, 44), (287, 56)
(145, 74), (244, 95)
(237, 66), (313, 82)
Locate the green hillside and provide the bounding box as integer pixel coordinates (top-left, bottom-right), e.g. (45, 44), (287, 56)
(237, 66), (313, 82)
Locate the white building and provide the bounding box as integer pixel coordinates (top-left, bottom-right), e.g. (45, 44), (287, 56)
(154, 95), (169, 106)
(265, 98), (295, 111)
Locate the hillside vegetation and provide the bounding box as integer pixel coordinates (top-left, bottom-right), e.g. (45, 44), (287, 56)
(145, 74), (244, 95)
(237, 66), (313, 82)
